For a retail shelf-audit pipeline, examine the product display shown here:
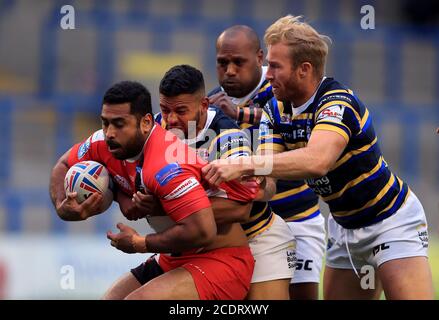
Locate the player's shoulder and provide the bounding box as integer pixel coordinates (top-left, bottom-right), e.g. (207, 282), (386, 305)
(316, 78), (359, 110)
(207, 86), (222, 97)
(144, 125), (201, 171)
(68, 129), (110, 165)
(208, 107), (249, 145)
(89, 129), (105, 143)
(78, 129), (106, 153)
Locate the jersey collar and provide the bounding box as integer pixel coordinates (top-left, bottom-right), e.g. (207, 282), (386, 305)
(181, 108), (216, 145)
(292, 76), (327, 116)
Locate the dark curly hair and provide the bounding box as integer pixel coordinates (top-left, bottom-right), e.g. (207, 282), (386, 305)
(103, 81), (152, 118)
(159, 65), (205, 97)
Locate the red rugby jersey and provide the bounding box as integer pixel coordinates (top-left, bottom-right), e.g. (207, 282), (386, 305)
(68, 125), (257, 222)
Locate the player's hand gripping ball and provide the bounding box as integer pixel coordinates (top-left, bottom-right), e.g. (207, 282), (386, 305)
(64, 161), (113, 210)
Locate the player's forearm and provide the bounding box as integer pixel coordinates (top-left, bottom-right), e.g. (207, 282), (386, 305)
(209, 198), (251, 224)
(253, 107), (263, 125)
(141, 210), (217, 253)
(250, 148), (329, 180)
(49, 157), (69, 210)
(238, 106), (263, 125)
(144, 226), (214, 253)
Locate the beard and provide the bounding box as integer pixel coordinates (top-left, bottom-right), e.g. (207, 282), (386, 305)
(109, 129), (146, 160)
(221, 74), (260, 98)
(185, 110), (202, 139)
(273, 75), (301, 103)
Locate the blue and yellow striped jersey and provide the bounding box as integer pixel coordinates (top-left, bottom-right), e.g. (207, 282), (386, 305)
(156, 107), (274, 238)
(259, 77), (409, 229)
(210, 79), (321, 222)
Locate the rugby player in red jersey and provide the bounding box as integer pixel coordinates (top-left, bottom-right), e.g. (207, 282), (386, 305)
(49, 81), (256, 300)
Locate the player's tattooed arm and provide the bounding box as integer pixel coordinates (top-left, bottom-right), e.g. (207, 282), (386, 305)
(50, 149), (104, 221)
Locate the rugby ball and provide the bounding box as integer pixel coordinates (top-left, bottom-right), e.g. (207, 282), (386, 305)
(64, 161), (113, 210)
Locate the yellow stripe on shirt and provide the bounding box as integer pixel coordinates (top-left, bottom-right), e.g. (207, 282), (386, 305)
(257, 143), (286, 153)
(322, 89), (354, 97)
(246, 203), (269, 223)
(245, 213), (275, 239)
(258, 82), (271, 94)
(271, 183), (310, 201)
(239, 123), (253, 130)
(285, 141), (308, 150)
(285, 204), (320, 222)
(220, 146), (252, 159)
(314, 123), (350, 143)
(376, 177), (410, 217)
(293, 113), (313, 120)
(259, 133), (283, 140)
(332, 137), (378, 170)
(208, 128), (243, 154)
(358, 108), (370, 135)
(323, 156), (384, 202)
(332, 173), (396, 217)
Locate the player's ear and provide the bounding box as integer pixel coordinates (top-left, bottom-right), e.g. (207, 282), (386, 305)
(299, 62), (312, 79)
(141, 113), (154, 134)
(201, 96), (209, 112)
(256, 49), (264, 66)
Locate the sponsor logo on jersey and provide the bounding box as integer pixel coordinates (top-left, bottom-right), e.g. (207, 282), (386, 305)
(155, 163), (183, 186)
(219, 137), (247, 153)
(319, 94), (353, 106)
(163, 177), (200, 200)
(77, 139), (91, 159)
(317, 105), (345, 123)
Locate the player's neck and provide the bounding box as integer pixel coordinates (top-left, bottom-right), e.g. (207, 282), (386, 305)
(292, 77), (322, 107)
(196, 113), (207, 136)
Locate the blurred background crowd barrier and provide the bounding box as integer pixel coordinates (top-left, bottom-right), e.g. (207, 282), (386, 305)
(0, 0), (438, 298)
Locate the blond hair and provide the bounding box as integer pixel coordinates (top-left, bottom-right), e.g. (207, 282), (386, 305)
(264, 15), (331, 78)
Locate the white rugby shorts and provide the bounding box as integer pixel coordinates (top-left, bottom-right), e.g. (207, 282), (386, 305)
(249, 214), (296, 283)
(287, 213), (326, 284)
(326, 191), (429, 270)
